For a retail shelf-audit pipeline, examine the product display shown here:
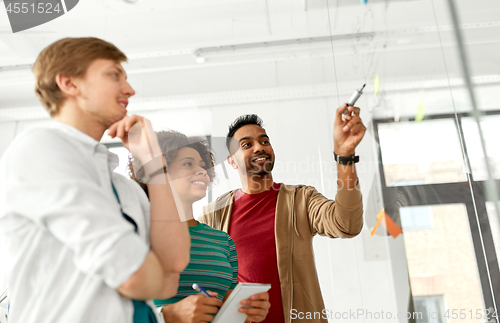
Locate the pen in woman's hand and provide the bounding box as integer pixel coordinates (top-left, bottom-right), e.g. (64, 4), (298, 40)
(192, 283), (213, 298)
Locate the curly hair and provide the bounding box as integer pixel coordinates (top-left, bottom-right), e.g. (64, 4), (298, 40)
(128, 130), (215, 197)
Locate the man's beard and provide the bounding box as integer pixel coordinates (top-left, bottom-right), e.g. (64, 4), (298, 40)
(246, 155), (274, 175)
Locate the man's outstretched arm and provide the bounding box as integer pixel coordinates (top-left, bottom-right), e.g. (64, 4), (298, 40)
(306, 104), (366, 238)
(333, 103), (366, 190)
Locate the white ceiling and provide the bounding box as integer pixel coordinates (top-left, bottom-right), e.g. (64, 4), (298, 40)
(0, 0), (499, 121)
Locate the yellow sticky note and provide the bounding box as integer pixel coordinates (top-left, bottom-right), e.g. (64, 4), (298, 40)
(415, 91), (426, 122)
(373, 74), (380, 95)
(371, 209), (385, 236)
(415, 102), (425, 122)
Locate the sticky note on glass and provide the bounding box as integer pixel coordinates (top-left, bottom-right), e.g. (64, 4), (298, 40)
(415, 92), (425, 122)
(373, 74), (380, 95)
(415, 103), (425, 122)
(371, 209), (403, 238)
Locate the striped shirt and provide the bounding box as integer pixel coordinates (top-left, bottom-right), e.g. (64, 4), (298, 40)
(154, 222), (238, 306)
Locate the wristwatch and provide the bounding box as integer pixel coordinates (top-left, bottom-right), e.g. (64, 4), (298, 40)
(333, 152), (359, 165)
(136, 155), (168, 184)
(139, 166), (168, 184)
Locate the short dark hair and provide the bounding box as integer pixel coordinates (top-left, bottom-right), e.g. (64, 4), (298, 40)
(226, 114), (264, 154)
(128, 130), (215, 197)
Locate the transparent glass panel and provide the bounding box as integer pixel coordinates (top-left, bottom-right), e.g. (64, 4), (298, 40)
(487, 201), (500, 264)
(108, 145), (208, 216)
(462, 115), (500, 181)
(3, 0), (499, 322)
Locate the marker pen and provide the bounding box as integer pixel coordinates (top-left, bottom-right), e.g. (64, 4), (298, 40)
(342, 84), (366, 119)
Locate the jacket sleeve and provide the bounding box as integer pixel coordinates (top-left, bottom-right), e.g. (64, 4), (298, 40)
(199, 191), (235, 231)
(306, 184), (364, 238)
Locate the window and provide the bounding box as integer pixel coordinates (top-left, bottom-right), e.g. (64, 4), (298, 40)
(414, 295), (445, 323)
(400, 206), (433, 231)
(378, 119), (467, 186)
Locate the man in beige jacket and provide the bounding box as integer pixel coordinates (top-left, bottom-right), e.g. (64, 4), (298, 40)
(199, 104), (366, 323)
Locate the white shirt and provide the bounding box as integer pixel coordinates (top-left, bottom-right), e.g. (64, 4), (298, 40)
(0, 121), (153, 323)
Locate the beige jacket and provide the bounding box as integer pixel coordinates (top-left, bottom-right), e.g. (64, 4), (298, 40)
(199, 184), (363, 323)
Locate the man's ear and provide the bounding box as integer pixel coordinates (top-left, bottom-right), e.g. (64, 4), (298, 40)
(227, 155), (238, 170)
(55, 74), (79, 97)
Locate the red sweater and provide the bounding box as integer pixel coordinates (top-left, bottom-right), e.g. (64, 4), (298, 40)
(229, 182), (284, 323)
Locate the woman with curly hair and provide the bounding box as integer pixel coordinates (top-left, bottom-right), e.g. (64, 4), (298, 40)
(129, 130), (269, 323)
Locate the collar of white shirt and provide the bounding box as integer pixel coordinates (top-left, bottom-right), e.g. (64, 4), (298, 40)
(50, 121), (120, 170)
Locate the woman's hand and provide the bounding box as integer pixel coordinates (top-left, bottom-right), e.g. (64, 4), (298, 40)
(161, 291), (222, 323)
(239, 292), (270, 322)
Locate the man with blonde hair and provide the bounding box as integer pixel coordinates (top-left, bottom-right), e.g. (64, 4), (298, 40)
(0, 37), (190, 323)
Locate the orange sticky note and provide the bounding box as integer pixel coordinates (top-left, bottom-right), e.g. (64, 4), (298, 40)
(370, 209), (403, 238)
(383, 212), (403, 238)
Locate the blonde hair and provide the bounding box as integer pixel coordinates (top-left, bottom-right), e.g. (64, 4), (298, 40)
(32, 37), (127, 117)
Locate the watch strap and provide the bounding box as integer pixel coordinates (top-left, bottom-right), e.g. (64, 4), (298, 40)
(333, 152), (359, 165)
(136, 155), (167, 184)
(140, 166), (168, 184)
